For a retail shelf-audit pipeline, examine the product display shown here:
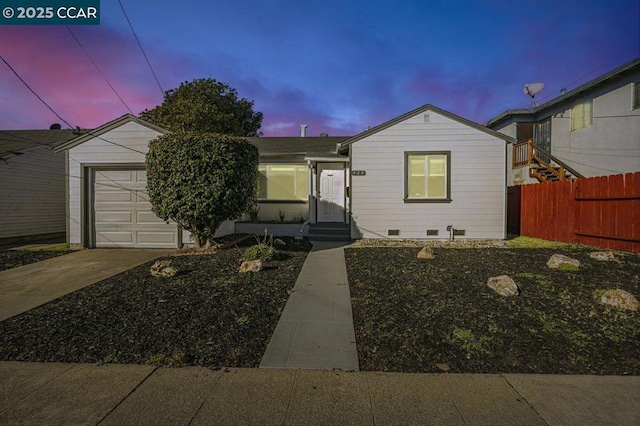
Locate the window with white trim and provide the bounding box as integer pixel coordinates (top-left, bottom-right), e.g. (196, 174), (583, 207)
(571, 101), (593, 131)
(405, 152), (451, 202)
(258, 164), (308, 201)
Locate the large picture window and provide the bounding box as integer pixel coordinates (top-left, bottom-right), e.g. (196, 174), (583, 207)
(571, 101), (593, 131)
(404, 151), (451, 203)
(258, 164), (308, 201)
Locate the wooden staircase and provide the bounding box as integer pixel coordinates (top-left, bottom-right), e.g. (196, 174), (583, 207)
(512, 139), (583, 183)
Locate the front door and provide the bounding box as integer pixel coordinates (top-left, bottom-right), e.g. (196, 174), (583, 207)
(318, 166), (345, 222)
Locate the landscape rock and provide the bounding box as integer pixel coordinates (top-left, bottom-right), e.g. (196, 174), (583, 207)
(274, 238), (286, 247)
(417, 247), (435, 260)
(239, 259), (263, 273)
(590, 251), (616, 262)
(150, 259), (178, 278)
(487, 275), (519, 297)
(600, 289), (639, 311)
(547, 254), (580, 270)
(435, 362), (450, 372)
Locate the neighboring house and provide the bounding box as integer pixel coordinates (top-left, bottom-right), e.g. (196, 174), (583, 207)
(0, 128), (78, 243)
(56, 105), (513, 248)
(487, 57), (640, 185)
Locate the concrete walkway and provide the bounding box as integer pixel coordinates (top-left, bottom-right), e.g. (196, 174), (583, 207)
(260, 241), (359, 371)
(0, 249), (169, 321)
(1, 362), (639, 425)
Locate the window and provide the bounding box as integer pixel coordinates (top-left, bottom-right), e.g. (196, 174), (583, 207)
(258, 164), (308, 201)
(633, 82), (640, 110)
(571, 101), (593, 130)
(405, 152), (451, 202)
(533, 119), (551, 152)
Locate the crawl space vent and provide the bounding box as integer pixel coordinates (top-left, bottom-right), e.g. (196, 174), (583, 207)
(426, 229), (439, 236)
(388, 229), (400, 236)
(453, 229), (466, 236)
(423, 113), (431, 123)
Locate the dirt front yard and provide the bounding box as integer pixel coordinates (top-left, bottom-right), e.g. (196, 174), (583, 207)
(345, 246), (640, 375)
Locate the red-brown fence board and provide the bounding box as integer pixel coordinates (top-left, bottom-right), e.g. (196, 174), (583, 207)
(511, 171), (640, 253)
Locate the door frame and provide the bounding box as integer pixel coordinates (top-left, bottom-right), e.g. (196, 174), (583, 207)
(315, 162), (347, 223)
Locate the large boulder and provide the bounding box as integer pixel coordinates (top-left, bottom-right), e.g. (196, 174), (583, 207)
(600, 289), (639, 311)
(487, 275), (519, 297)
(150, 259), (178, 278)
(590, 251), (616, 262)
(417, 247), (435, 260)
(239, 259), (263, 273)
(547, 254), (580, 270)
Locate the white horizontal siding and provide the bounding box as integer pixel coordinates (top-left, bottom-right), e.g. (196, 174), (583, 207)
(350, 109), (506, 240)
(67, 121), (165, 246)
(0, 146), (65, 239)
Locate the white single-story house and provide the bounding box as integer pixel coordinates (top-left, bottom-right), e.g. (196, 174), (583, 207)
(55, 104), (514, 248)
(0, 128), (78, 244)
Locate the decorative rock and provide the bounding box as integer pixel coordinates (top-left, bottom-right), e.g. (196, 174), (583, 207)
(274, 238), (286, 247)
(547, 254), (580, 270)
(150, 259), (178, 278)
(417, 247), (435, 260)
(435, 362), (450, 372)
(239, 260), (263, 273)
(487, 275), (520, 297)
(600, 289), (639, 311)
(590, 251), (616, 262)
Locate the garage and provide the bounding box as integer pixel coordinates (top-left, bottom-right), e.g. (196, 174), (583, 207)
(93, 168), (178, 248)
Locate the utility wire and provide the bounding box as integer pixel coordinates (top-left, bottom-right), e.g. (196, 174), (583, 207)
(65, 26), (134, 115)
(0, 55), (147, 155)
(116, 0), (164, 98)
(1, 55), (74, 129)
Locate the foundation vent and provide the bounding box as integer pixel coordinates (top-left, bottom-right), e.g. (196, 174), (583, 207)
(423, 113), (431, 123)
(453, 229), (466, 236)
(388, 229), (400, 236)
(426, 229), (438, 236)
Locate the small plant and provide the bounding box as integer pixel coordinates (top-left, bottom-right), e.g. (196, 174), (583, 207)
(558, 263), (579, 272)
(242, 228), (276, 262)
(276, 209), (286, 222)
(292, 211), (305, 224)
(247, 203), (260, 222)
(450, 327), (492, 357)
(146, 351), (186, 367)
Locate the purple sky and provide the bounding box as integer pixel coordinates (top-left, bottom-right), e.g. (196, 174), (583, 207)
(1, 0), (638, 135)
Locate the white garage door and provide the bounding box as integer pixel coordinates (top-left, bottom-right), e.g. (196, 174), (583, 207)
(93, 169), (178, 248)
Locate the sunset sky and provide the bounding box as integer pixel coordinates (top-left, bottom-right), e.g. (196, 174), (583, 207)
(1, 0), (638, 136)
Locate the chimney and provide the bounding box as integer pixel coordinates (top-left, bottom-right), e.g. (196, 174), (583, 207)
(300, 124), (307, 137)
(365, 124), (371, 131)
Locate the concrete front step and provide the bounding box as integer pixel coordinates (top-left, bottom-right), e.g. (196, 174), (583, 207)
(308, 223), (351, 242)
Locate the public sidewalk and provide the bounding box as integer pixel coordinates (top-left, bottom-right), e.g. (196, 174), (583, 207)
(1, 362), (639, 425)
(260, 241), (359, 371)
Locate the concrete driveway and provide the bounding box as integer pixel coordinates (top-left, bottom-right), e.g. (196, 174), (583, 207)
(0, 249), (170, 322)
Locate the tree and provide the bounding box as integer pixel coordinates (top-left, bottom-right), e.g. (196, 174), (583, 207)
(140, 78), (263, 136)
(146, 132), (259, 248)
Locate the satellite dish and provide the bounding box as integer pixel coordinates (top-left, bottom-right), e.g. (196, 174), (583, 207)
(523, 83), (545, 106)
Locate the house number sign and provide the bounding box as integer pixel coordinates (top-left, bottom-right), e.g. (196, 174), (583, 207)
(352, 170), (366, 176)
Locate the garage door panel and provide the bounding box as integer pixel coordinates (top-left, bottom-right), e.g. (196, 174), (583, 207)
(93, 168), (177, 248)
(95, 211), (134, 224)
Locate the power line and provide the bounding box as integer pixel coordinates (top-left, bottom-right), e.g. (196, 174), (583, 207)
(0, 55), (75, 129)
(65, 26), (134, 115)
(116, 0), (164, 98)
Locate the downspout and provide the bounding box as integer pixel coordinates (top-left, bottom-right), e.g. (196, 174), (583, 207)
(64, 150), (70, 246)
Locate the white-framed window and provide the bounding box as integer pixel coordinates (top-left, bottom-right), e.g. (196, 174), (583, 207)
(571, 101), (593, 131)
(404, 151), (451, 203)
(258, 164), (308, 201)
(633, 82), (640, 110)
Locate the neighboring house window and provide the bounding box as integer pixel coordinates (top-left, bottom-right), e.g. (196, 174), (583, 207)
(533, 119), (551, 152)
(258, 164), (308, 201)
(633, 82), (640, 110)
(571, 101), (593, 130)
(404, 151), (451, 203)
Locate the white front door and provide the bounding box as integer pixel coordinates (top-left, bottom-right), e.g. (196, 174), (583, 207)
(318, 167), (345, 222)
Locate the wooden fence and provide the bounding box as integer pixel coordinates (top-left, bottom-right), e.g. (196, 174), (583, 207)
(511, 172), (640, 253)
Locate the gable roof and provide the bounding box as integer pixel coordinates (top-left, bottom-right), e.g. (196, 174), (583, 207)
(487, 57), (640, 128)
(339, 104), (516, 153)
(54, 114), (167, 153)
(0, 129), (79, 155)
